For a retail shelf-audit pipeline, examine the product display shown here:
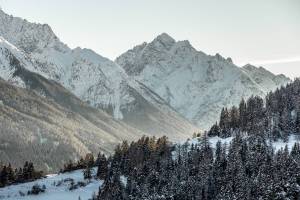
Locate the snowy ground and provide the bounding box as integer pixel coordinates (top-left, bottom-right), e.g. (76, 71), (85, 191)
(174, 134), (300, 156)
(197, 135), (300, 152)
(271, 134), (300, 152)
(0, 168), (102, 200)
(172, 136), (234, 160)
(183, 136), (234, 149)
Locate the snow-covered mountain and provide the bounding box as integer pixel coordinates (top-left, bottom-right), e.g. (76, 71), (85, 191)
(242, 64), (290, 92)
(116, 33), (290, 129)
(0, 10), (197, 140)
(0, 36), (33, 87)
(0, 9), (130, 118)
(0, 8), (289, 136)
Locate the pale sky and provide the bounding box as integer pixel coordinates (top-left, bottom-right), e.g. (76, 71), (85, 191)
(0, 0), (299, 78)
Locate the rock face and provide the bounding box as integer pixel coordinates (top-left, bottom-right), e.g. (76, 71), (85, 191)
(116, 33), (290, 129)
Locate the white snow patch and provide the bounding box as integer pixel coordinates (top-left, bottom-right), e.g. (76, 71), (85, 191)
(271, 134), (300, 152)
(184, 136), (234, 149)
(172, 136), (234, 160)
(0, 168), (103, 200)
(120, 175), (128, 187)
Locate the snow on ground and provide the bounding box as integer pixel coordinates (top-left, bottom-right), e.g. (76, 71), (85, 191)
(120, 175), (128, 188)
(188, 135), (300, 152)
(0, 168), (103, 200)
(185, 136), (234, 149)
(172, 136), (234, 160)
(271, 134), (300, 152)
(1, 135), (299, 200)
(206, 135), (300, 152)
(172, 134), (300, 160)
(208, 136), (234, 149)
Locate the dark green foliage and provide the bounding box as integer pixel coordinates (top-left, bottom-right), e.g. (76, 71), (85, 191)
(83, 166), (93, 180)
(96, 153), (108, 179)
(27, 184), (46, 195)
(97, 173), (127, 200)
(92, 134), (300, 200)
(61, 153), (95, 173)
(209, 79), (300, 140)
(0, 162), (43, 187)
(68, 179), (87, 191)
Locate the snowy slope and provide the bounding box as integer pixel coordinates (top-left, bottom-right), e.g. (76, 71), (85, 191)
(242, 64), (290, 92)
(0, 168), (102, 200)
(0, 9), (130, 119)
(0, 8), (288, 135)
(116, 33), (290, 129)
(0, 36), (33, 87)
(0, 10), (197, 140)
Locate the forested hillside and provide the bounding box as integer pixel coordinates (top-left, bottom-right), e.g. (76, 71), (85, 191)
(2, 78), (300, 200)
(92, 79), (300, 199)
(209, 79), (300, 141)
(0, 162), (42, 188)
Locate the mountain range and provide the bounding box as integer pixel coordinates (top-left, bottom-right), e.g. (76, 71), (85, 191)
(116, 33), (290, 129)
(0, 9), (290, 171)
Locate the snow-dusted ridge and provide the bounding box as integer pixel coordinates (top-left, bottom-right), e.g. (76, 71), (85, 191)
(0, 8), (133, 119)
(116, 33), (290, 129)
(0, 10), (197, 141)
(0, 9), (290, 135)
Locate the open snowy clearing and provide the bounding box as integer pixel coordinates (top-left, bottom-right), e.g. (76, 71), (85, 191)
(0, 168), (102, 200)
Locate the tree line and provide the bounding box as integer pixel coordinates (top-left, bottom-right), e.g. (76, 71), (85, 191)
(3, 78), (300, 199)
(209, 79), (300, 140)
(0, 161), (43, 187)
(91, 133), (300, 199)
(91, 79), (300, 199)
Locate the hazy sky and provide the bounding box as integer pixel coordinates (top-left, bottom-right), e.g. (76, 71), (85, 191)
(0, 0), (299, 78)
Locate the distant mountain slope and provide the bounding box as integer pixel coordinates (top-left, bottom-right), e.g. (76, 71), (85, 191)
(242, 64), (290, 92)
(116, 33), (290, 129)
(208, 78), (300, 141)
(0, 10), (197, 140)
(0, 37), (152, 171)
(0, 71), (147, 172)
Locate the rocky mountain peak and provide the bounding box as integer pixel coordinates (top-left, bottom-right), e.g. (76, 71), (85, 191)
(214, 53), (227, 62)
(117, 34), (290, 130)
(150, 33), (176, 51)
(154, 32), (175, 43)
(243, 63), (257, 71)
(0, 12), (198, 142)
(0, 9), (290, 137)
(0, 9), (65, 54)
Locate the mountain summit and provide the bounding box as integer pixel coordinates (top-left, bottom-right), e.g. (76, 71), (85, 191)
(116, 33), (290, 129)
(0, 9), (290, 132)
(0, 10), (197, 141)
